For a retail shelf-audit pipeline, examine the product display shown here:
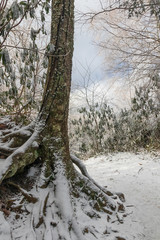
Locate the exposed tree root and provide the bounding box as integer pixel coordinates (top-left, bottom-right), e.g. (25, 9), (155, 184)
(1, 122), (34, 142)
(0, 146), (16, 154)
(71, 154), (125, 200)
(7, 182), (38, 204)
(0, 120), (126, 240)
(0, 158), (126, 240)
(0, 121), (41, 183)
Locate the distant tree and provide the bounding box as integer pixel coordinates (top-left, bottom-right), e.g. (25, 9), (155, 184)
(83, 0), (160, 91)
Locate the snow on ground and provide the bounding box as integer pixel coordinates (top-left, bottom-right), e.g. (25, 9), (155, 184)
(85, 151), (160, 240)
(0, 150), (159, 240)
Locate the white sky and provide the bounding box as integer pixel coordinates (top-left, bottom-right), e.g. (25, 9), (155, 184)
(72, 0), (106, 87)
(71, 0), (132, 109)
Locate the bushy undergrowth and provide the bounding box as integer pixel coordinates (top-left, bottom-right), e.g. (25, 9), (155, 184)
(70, 80), (160, 156)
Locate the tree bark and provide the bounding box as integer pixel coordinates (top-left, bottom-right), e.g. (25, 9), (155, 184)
(38, 0), (74, 178)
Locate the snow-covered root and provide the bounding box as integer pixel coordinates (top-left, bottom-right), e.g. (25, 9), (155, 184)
(0, 140), (39, 185)
(0, 120), (41, 183)
(0, 121), (35, 142)
(2, 162), (86, 240)
(1, 128), (33, 142)
(71, 154), (112, 193)
(0, 145), (16, 155)
(0, 158), (126, 240)
(71, 154), (125, 205)
(0, 118), (126, 239)
(0, 130), (40, 183)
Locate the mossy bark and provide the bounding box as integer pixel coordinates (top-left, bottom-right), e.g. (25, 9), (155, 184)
(38, 0), (75, 178)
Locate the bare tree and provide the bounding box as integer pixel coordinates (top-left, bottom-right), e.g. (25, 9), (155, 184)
(82, 0), (160, 90)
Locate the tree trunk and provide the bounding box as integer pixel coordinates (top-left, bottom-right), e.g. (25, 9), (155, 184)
(38, 0), (74, 178)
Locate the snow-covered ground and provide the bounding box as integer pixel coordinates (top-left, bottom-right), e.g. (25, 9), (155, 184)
(0, 150), (159, 240)
(85, 151), (160, 240)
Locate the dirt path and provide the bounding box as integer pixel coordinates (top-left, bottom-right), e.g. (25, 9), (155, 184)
(85, 151), (160, 240)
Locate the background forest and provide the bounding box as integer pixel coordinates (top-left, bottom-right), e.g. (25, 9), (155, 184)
(0, 1), (159, 240)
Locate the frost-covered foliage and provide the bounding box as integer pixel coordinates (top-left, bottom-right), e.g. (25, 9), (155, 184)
(0, 0), (51, 121)
(70, 79), (160, 155)
(120, 0), (160, 18)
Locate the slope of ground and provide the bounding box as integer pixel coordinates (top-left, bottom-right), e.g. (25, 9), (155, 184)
(85, 151), (160, 240)
(0, 139), (159, 239)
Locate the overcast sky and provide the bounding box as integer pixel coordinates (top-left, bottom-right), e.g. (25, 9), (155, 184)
(71, 0), (132, 109)
(72, 0), (106, 88)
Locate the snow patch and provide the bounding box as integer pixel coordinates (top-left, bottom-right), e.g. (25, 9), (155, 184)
(85, 151), (160, 240)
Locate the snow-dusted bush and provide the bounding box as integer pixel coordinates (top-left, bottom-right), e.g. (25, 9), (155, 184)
(0, 1), (50, 122)
(70, 80), (160, 155)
